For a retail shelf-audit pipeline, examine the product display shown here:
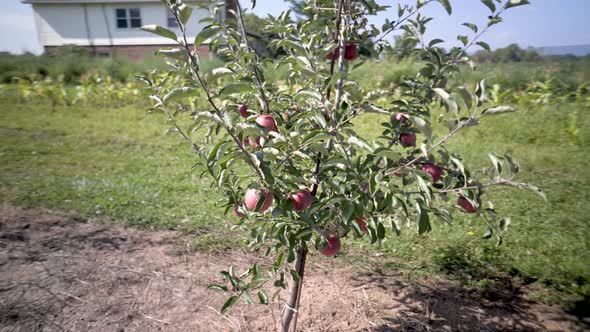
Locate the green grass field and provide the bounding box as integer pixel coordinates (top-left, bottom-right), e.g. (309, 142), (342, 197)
(1, 71), (589, 311)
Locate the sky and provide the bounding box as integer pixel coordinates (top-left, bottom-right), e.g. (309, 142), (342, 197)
(2, 0), (589, 54)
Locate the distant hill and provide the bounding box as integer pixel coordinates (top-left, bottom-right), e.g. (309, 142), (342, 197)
(535, 44), (590, 57)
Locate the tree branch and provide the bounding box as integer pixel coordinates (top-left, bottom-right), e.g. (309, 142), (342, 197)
(384, 119), (470, 177)
(234, 1), (271, 114)
(373, 1), (433, 44)
(172, 10), (267, 183)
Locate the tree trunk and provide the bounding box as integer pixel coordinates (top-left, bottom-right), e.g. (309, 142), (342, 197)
(280, 247), (308, 332)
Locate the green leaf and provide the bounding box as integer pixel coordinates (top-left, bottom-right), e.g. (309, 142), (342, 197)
(504, 153), (520, 176)
(220, 295), (239, 315)
(257, 291), (268, 304)
(194, 26), (221, 47)
(481, 105), (517, 116)
(433, 88), (459, 117)
(474, 79), (487, 106)
(457, 35), (468, 46)
(348, 136), (373, 152)
(376, 222), (386, 240)
(163, 87), (199, 102)
(437, 0), (452, 14)
(373, 148), (401, 161)
(178, 3), (193, 25)
(297, 90), (322, 101)
(416, 202), (431, 235)
(483, 226), (493, 239)
(274, 272), (286, 289)
(504, 181), (547, 202)
(488, 153), (504, 175)
(219, 83), (251, 96)
(290, 269), (300, 282)
(207, 141), (230, 176)
(429, 39), (445, 47)
(462, 22), (478, 33)
(450, 157), (466, 182)
(456, 87), (473, 110)
(496, 216), (511, 246)
(140, 25), (178, 42)
(210, 67), (234, 78)
(302, 131), (331, 145)
(241, 292), (254, 304)
(488, 16), (503, 27)
(505, 0), (530, 9)
(481, 0), (496, 12)
(476, 41), (491, 52)
(416, 175), (432, 202)
(207, 284), (228, 292)
(155, 48), (188, 60)
(279, 40), (306, 54)
(313, 113), (327, 129)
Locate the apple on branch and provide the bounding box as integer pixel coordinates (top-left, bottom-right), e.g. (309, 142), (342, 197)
(255, 114), (278, 132)
(237, 103), (248, 118)
(290, 189), (312, 212)
(399, 132), (416, 147)
(244, 188), (273, 213)
(243, 136), (261, 148)
(457, 196), (477, 213)
(326, 43), (359, 61)
(354, 216), (368, 234)
(318, 233), (341, 256)
(421, 163), (443, 182)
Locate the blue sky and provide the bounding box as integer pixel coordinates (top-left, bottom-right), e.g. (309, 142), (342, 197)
(2, 0), (589, 54)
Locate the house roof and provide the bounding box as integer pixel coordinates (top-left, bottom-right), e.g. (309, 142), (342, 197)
(22, 0), (206, 3)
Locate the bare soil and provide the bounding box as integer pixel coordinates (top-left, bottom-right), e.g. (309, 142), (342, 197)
(0, 204), (585, 331)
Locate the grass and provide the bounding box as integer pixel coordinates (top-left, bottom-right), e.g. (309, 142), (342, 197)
(1, 72), (589, 311)
(0, 94), (226, 231)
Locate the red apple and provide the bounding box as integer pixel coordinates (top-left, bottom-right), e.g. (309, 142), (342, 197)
(327, 43), (359, 61)
(344, 43), (359, 60)
(237, 104), (248, 118)
(255, 114), (278, 132)
(325, 48), (338, 60)
(421, 164), (443, 182)
(399, 132), (416, 147)
(355, 216), (368, 234)
(318, 233), (341, 256)
(393, 112), (408, 122)
(244, 189), (273, 213)
(457, 196), (477, 213)
(290, 189), (312, 211)
(243, 136), (261, 148)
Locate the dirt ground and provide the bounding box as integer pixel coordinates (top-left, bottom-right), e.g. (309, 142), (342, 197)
(0, 204), (586, 332)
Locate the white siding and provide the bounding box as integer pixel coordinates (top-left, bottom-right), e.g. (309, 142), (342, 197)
(32, 2), (211, 47)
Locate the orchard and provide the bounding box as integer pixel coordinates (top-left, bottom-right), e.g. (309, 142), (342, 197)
(142, 0), (545, 330)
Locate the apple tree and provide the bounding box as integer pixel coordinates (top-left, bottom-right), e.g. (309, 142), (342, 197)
(141, 0), (542, 330)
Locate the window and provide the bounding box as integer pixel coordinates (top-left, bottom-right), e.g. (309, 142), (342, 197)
(116, 8), (142, 29)
(167, 10), (178, 28)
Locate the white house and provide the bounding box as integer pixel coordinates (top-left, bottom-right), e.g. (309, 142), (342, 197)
(22, 0), (236, 59)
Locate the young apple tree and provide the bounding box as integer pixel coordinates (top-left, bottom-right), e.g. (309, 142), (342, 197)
(142, 0), (542, 330)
